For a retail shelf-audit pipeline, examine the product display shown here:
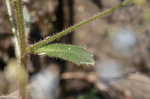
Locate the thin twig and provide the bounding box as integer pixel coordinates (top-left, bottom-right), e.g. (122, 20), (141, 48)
(28, 0), (133, 52)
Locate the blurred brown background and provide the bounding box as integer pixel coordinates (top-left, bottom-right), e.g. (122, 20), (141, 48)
(0, 0), (150, 99)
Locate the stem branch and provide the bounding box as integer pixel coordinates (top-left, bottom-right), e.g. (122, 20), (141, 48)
(28, 0), (133, 52)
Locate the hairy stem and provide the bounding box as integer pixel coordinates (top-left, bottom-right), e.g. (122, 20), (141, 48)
(28, 0), (133, 52)
(14, 0), (28, 99)
(15, 0), (28, 63)
(5, 0), (28, 99)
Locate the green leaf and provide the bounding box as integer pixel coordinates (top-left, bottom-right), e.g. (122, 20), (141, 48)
(33, 44), (95, 65)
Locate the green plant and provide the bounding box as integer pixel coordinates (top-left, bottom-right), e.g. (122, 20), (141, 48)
(4, 0), (133, 99)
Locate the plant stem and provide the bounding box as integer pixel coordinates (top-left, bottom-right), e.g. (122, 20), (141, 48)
(5, 0), (28, 99)
(28, 0), (133, 52)
(14, 0), (28, 99)
(15, 0), (28, 64)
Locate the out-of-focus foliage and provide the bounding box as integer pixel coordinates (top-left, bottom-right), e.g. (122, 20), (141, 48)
(30, 65), (59, 99)
(133, 0), (147, 6)
(111, 29), (137, 57)
(0, 72), (8, 95)
(4, 59), (28, 92)
(96, 59), (124, 85)
(77, 89), (100, 99)
(144, 8), (150, 22)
